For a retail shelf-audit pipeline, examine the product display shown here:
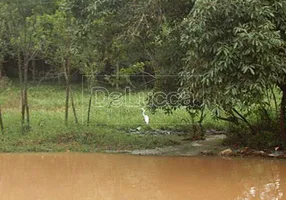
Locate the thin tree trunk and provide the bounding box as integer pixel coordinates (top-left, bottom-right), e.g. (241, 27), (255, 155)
(17, 51), (23, 87)
(232, 108), (256, 135)
(64, 58), (70, 125)
(191, 114), (196, 136)
(279, 84), (286, 141)
(198, 107), (205, 135)
(271, 87), (279, 119)
(70, 90), (78, 125)
(32, 59), (36, 82)
(25, 89), (30, 127)
(0, 57), (2, 79)
(23, 54), (30, 128)
(142, 73), (147, 90)
(22, 19), (27, 130)
(0, 104), (4, 133)
(18, 51), (25, 128)
(64, 15), (72, 125)
(0, 65), (2, 79)
(116, 63), (119, 89)
(21, 98), (26, 131)
(87, 94), (92, 126)
(65, 84), (70, 125)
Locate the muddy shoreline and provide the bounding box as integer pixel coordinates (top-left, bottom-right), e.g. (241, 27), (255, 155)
(105, 134), (286, 159)
(106, 134), (226, 156)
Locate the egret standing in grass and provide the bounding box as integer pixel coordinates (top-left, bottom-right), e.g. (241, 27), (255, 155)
(141, 108), (149, 124)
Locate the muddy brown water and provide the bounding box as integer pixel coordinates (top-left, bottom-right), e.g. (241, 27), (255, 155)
(0, 153), (285, 200)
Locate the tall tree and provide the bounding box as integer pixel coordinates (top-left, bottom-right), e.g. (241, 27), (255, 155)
(4, 0), (39, 130)
(1, 0), (58, 131)
(180, 0), (286, 139)
(70, 0), (193, 89)
(37, 0), (80, 125)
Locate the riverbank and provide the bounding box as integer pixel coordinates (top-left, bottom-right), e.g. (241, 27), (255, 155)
(1, 129), (285, 159)
(0, 83), (283, 157)
(105, 134), (286, 159)
(106, 134), (227, 156)
(0, 83), (226, 152)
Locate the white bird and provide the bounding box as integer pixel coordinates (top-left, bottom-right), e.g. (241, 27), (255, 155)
(141, 108), (149, 124)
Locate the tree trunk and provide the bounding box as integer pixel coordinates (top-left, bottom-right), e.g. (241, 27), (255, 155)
(25, 88), (30, 127)
(64, 58), (70, 125)
(232, 108), (256, 135)
(0, 59), (3, 82)
(0, 63), (2, 79)
(279, 84), (286, 141)
(17, 51), (25, 128)
(70, 90), (78, 125)
(87, 95), (92, 126)
(116, 63), (119, 89)
(0, 104), (4, 133)
(32, 59), (36, 82)
(65, 84), (70, 125)
(272, 87), (279, 119)
(142, 70), (147, 90)
(23, 54), (30, 128)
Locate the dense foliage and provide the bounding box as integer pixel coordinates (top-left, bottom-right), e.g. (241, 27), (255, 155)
(0, 0), (286, 144)
(181, 0), (286, 139)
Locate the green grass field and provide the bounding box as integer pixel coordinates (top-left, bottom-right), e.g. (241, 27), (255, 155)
(0, 82), (227, 152)
(0, 81), (275, 152)
(0, 81), (282, 152)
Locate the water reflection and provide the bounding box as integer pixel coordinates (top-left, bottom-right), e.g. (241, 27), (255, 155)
(0, 153), (284, 200)
(236, 168), (284, 200)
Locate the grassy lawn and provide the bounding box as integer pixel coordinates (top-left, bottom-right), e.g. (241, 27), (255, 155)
(1, 81), (282, 152)
(0, 83), (227, 152)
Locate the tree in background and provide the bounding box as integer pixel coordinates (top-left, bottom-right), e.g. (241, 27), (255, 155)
(0, 2), (8, 79)
(0, 0), (286, 145)
(36, 0), (81, 125)
(1, 0), (58, 131)
(4, 0), (38, 131)
(69, 0), (193, 89)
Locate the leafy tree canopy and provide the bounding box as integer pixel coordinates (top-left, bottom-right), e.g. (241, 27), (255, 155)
(181, 0), (286, 108)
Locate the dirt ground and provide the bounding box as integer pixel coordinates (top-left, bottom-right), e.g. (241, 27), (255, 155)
(106, 134), (227, 156)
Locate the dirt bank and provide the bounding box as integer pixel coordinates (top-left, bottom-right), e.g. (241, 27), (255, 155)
(106, 134), (227, 156)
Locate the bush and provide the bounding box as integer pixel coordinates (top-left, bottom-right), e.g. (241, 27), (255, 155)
(246, 131), (282, 150)
(224, 124), (283, 150)
(0, 76), (10, 92)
